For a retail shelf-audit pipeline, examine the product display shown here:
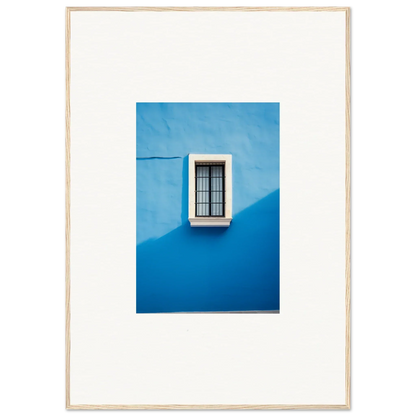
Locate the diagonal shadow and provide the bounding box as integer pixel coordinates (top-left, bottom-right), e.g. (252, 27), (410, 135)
(136, 189), (280, 313)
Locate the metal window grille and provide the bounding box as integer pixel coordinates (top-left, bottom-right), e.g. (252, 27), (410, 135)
(195, 163), (225, 217)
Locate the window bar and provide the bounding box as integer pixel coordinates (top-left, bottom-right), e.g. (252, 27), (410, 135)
(222, 166), (225, 217)
(209, 165), (211, 217)
(195, 167), (197, 217)
(195, 168), (196, 217)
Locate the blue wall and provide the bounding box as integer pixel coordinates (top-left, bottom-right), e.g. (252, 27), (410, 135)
(136, 103), (279, 313)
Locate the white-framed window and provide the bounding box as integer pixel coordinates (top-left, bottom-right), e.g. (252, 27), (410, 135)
(188, 154), (232, 227)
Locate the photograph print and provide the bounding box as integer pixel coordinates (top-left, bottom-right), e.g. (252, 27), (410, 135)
(136, 103), (279, 313)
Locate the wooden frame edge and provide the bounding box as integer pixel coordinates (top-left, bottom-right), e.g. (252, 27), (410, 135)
(67, 404), (350, 410)
(65, 6), (71, 410)
(66, 6), (350, 13)
(65, 6), (351, 410)
(345, 6), (352, 410)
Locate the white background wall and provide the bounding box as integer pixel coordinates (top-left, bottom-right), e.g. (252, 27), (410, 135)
(70, 11), (346, 406)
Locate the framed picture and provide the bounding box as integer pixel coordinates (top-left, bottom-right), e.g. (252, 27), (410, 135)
(66, 7), (350, 409)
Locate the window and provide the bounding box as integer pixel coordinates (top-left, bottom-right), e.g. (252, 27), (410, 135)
(195, 164), (225, 217)
(188, 154), (232, 227)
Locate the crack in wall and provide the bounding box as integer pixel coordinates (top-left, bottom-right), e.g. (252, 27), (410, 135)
(136, 156), (183, 160)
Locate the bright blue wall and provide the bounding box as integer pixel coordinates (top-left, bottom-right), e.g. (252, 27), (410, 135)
(136, 103), (279, 313)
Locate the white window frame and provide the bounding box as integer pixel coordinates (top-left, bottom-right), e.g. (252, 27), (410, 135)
(188, 154), (232, 227)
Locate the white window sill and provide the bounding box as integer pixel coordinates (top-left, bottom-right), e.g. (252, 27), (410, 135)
(189, 217), (232, 227)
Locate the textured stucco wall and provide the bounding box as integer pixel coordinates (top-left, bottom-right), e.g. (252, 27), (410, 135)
(136, 103), (279, 312)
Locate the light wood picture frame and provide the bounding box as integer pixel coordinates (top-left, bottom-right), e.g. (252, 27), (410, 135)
(66, 7), (350, 409)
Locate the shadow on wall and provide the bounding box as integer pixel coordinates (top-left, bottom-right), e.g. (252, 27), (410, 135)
(136, 189), (280, 313)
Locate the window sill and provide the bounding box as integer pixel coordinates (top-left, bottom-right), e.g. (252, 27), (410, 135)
(189, 217), (232, 227)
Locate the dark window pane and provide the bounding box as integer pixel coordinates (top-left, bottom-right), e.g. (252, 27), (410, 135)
(196, 191), (209, 204)
(211, 165), (223, 177)
(196, 203), (209, 216)
(195, 164), (225, 217)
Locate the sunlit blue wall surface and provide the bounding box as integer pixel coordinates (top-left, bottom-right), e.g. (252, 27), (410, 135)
(136, 103), (279, 313)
